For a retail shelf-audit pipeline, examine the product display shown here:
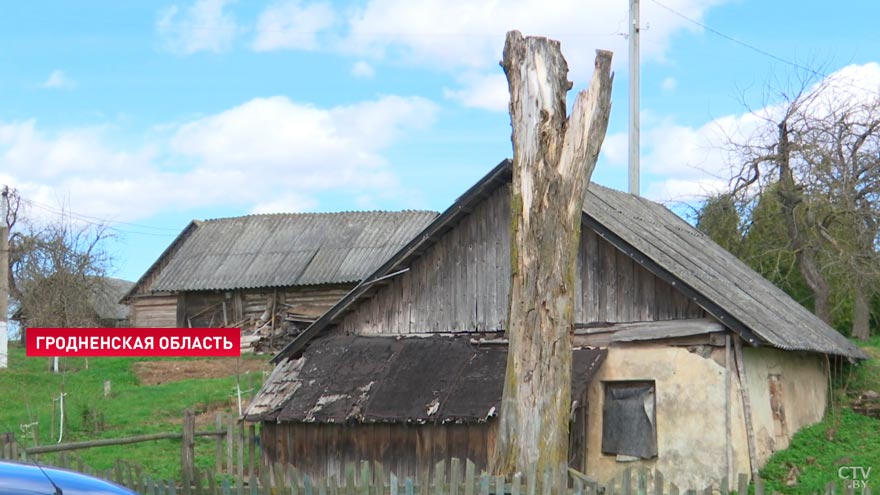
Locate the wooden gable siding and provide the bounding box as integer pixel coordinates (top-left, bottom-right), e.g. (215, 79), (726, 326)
(577, 228), (705, 323)
(341, 184), (512, 335)
(340, 186), (704, 336)
(131, 295), (178, 328)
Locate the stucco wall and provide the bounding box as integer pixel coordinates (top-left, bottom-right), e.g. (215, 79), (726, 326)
(584, 344), (828, 490)
(742, 347), (827, 465)
(585, 344), (751, 490)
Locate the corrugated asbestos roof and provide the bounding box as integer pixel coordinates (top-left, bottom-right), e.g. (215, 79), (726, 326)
(277, 160), (866, 361)
(149, 211), (438, 292)
(584, 184), (867, 359)
(91, 277), (135, 320)
(245, 334), (606, 423)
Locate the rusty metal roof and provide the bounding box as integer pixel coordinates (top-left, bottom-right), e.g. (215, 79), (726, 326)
(146, 211), (437, 292)
(245, 335), (606, 423)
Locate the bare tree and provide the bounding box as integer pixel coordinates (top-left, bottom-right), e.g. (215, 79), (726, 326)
(725, 72), (880, 338)
(494, 31), (613, 476)
(10, 208), (114, 332)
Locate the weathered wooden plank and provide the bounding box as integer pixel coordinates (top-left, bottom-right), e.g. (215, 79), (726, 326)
(618, 250), (634, 322)
(654, 470), (664, 495)
(464, 460), (475, 495)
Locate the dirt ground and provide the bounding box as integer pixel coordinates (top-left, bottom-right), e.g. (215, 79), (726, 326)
(133, 358), (272, 386)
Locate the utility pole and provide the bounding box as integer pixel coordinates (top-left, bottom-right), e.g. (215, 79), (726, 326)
(0, 185), (8, 368)
(628, 0), (641, 196)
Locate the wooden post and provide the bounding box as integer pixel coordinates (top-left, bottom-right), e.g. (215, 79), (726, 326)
(248, 424), (256, 480)
(182, 409), (196, 484)
(237, 421), (245, 482)
(494, 30), (614, 476)
(734, 338), (759, 481)
(215, 413), (223, 474)
(226, 414), (234, 475)
(0, 186), (9, 370)
(725, 335), (733, 483)
(0, 432), (13, 459)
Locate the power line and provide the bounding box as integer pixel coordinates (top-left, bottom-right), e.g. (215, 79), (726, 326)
(650, 0), (823, 77)
(22, 198), (179, 231)
(20, 199), (180, 238)
(649, 0), (879, 95)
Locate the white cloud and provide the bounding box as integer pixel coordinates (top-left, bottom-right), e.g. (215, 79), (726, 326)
(630, 62), (880, 203)
(157, 0), (239, 54)
(341, 0), (727, 106)
(661, 77), (677, 92)
(41, 70), (76, 90)
(443, 73), (509, 111)
(351, 60), (375, 78)
(243, 0), (728, 110)
(252, 0), (336, 51)
(0, 94), (438, 223)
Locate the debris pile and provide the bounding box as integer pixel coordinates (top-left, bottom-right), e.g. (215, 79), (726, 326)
(233, 306), (316, 354)
(852, 390), (880, 419)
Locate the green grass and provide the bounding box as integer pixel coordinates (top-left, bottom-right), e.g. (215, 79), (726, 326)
(760, 338), (880, 495)
(0, 344), (268, 480)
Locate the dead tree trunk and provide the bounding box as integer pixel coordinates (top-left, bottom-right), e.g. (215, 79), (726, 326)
(494, 31), (613, 476)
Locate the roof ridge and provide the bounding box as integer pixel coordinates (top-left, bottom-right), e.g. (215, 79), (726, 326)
(201, 209), (438, 223)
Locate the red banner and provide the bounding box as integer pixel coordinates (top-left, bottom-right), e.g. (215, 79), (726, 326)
(26, 328), (241, 357)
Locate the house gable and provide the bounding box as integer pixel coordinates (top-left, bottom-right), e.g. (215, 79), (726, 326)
(331, 183), (706, 338)
(277, 160), (866, 362)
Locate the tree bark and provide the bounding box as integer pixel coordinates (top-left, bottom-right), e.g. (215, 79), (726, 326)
(494, 30), (613, 476)
(775, 120), (833, 323)
(853, 284), (871, 340)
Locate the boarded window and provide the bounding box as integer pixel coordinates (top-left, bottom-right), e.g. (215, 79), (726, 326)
(601, 381), (657, 459)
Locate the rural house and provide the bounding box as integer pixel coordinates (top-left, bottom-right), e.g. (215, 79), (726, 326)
(14, 276), (134, 330)
(245, 160), (867, 489)
(122, 211), (437, 348)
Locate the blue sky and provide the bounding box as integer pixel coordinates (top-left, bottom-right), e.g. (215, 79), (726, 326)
(2, 0), (879, 283)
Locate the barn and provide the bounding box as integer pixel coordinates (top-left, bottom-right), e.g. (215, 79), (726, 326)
(245, 160), (866, 488)
(122, 211), (437, 347)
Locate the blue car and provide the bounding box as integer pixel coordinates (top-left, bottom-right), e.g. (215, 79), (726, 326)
(0, 460), (139, 495)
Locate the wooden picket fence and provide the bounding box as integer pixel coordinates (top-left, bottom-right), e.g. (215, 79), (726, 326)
(0, 411), (262, 482)
(1, 416), (873, 495)
(7, 454), (875, 495)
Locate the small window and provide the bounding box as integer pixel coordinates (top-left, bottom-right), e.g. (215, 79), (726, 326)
(601, 381), (657, 459)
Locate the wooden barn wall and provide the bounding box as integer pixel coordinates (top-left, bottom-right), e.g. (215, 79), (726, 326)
(339, 187), (704, 335)
(182, 284), (355, 327)
(340, 185), (512, 335)
(260, 422), (496, 480)
(576, 228), (706, 323)
(130, 295), (178, 328)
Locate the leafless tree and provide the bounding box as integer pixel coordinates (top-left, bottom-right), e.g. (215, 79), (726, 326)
(10, 206), (115, 333)
(725, 71), (880, 338)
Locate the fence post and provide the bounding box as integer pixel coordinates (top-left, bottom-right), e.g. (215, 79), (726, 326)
(182, 409), (196, 485)
(226, 415), (234, 475)
(216, 413), (223, 474)
(248, 424), (256, 480)
(1, 432), (14, 459)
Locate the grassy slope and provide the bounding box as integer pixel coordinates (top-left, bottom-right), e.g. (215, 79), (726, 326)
(760, 338), (880, 494)
(0, 344), (267, 480)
